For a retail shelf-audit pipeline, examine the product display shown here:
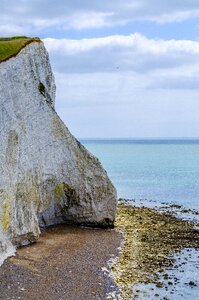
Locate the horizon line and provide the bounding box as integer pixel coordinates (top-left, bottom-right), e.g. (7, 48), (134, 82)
(79, 137), (199, 140)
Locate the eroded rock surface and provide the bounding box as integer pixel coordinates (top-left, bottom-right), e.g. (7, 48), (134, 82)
(0, 40), (117, 262)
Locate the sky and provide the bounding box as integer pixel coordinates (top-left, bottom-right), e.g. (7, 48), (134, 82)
(1, 0), (199, 138)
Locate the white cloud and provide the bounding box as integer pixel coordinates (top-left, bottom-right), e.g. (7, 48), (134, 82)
(44, 34), (199, 79)
(0, 24), (24, 36)
(42, 33), (199, 137)
(1, 0), (199, 35)
(54, 71), (199, 138)
(44, 33), (199, 55)
(67, 12), (115, 29)
(149, 9), (199, 24)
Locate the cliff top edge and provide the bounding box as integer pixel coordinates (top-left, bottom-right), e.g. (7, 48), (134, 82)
(0, 36), (42, 63)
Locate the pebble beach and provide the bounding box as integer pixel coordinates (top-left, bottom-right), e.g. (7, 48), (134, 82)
(1, 203), (199, 300)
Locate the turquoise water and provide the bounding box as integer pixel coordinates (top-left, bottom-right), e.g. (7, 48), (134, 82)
(81, 139), (199, 211)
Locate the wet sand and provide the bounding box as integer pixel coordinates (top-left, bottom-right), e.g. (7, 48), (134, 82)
(0, 225), (122, 300)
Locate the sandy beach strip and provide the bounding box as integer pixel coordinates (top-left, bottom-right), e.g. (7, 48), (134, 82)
(0, 225), (122, 300)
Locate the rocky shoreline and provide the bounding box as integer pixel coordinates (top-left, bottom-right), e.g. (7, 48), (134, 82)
(0, 203), (199, 300)
(111, 202), (199, 299)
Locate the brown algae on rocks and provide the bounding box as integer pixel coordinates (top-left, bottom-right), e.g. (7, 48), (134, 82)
(111, 204), (199, 299)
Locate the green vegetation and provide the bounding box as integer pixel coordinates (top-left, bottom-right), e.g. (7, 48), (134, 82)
(54, 183), (67, 198)
(1, 195), (12, 232)
(0, 36), (41, 63)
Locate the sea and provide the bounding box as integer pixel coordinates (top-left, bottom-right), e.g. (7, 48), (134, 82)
(81, 138), (199, 300)
(81, 139), (199, 212)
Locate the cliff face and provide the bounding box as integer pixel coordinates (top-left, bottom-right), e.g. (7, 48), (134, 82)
(0, 41), (117, 263)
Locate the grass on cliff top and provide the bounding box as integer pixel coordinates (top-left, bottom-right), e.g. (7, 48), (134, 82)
(0, 36), (41, 63)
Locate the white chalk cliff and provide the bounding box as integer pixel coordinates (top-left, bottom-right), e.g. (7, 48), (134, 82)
(0, 40), (117, 264)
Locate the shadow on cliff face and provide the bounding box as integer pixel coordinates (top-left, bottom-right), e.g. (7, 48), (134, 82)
(38, 181), (115, 230)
